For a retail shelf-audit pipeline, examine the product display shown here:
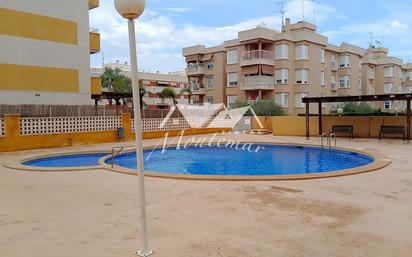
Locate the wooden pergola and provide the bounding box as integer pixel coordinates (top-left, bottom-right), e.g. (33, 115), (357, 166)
(302, 93), (412, 141)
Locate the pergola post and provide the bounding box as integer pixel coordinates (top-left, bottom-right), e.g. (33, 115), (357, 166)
(305, 102), (310, 140)
(318, 101), (323, 135)
(407, 99), (411, 143)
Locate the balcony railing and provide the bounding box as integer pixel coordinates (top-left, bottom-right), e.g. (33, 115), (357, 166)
(186, 64), (205, 76)
(89, 0), (99, 10)
(89, 29), (100, 54)
(190, 84), (206, 95)
(241, 50), (275, 66)
(241, 76), (275, 90)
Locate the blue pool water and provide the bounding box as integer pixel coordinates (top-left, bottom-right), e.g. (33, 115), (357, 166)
(24, 153), (108, 168)
(109, 144), (374, 176)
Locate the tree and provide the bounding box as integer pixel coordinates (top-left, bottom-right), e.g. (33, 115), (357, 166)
(159, 88), (177, 105)
(101, 67), (146, 108)
(180, 87), (192, 104)
(233, 99), (285, 116)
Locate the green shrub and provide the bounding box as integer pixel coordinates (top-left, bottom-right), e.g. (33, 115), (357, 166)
(233, 100), (285, 116)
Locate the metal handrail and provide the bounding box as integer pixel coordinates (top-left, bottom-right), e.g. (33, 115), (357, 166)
(328, 133), (337, 149)
(320, 133), (328, 148)
(111, 146), (125, 168)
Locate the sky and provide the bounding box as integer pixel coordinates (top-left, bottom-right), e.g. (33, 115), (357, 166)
(90, 0), (412, 73)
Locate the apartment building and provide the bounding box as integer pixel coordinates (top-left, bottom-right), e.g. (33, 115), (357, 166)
(91, 63), (189, 109)
(0, 0), (100, 104)
(362, 47), (412, 111)
(183, 19), (384, 114)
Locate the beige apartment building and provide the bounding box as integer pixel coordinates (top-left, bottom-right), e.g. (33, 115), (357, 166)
(91, 62), (189, 109)
(183, 19), (411, 114)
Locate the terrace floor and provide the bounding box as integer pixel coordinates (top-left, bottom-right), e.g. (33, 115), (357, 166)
(0, 134), (411, 257)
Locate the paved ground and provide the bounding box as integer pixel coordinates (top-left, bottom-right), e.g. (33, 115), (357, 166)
(0, 134), (411, 257)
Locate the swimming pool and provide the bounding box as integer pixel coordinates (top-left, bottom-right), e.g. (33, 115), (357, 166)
(24, 153), (108, 168)
(20, 143), (386, 179)
(108, 144), (374, 176)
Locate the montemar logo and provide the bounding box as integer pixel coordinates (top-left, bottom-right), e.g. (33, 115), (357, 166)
(146, 103), (265, 160)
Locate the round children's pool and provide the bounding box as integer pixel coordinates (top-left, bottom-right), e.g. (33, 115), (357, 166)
(108, 144), (375, 176)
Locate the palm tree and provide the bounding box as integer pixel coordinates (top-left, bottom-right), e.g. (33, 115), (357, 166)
(159, 87), (177, 105)
(101, 67), (146, 108)
(180, 87), (192, 105)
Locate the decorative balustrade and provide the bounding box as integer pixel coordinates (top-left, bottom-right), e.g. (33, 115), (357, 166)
(0, 119), (4, 136)
(241, 50), (275, 66)
(20, 116), (122, 136)
(132, 118), (191, 132)
(241, 76), (275, 90)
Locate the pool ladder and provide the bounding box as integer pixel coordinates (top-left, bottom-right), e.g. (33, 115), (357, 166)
(321, 133), (337, 149)
(110, 146), (125, 168)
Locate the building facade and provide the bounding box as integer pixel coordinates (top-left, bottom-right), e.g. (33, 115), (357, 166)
(91, 63), (189, 109)
(183, 19), (411, 114)
(0, 0), (100, 105)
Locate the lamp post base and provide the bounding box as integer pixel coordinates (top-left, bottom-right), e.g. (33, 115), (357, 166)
(136, 250), (155, 257)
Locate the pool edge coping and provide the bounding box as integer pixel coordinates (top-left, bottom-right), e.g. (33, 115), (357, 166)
(5, 142), (391, 180)
(100, 142), (391, 181)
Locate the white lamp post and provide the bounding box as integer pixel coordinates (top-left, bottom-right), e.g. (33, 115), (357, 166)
(114, 1), (154, 256)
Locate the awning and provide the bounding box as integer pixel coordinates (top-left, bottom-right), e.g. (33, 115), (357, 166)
(201, 53), (213, 61)
(262, 65), (274, 75)
(241, 65), (259, 75)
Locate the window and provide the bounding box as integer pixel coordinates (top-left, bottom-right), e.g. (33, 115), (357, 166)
(330, 55), (336, 69)
(275, 44), (289, 60)
(275, 69), (288, 84)
(227, 73), (238, 87)
(207, 96), (214, 104)
(384, 101), (393, 110)
(295, 44), (309, 60)
(206, 62), (214, 70)
(358, 78), (362, 89)
(339, 76), (351, 88)
(331, 76), (337, 89)
(384, 66), (394, 77)
(295, 69), (309, 84)
(227, 49), (238, 64)
(275, 93), (289, 108)
(339, 55), (350, 68)
(321, 49), (325, 64)
(321, 71), (325, 87)
(368, 83), (374, 95)
(404, 71), (412, 81)
(295, 93), (309, 108)
(206, 76), (214, 89)
(368, 67), (375, 79)
(384, 83), (393, 94)
(321, 93), (325, 108)
(227, 95), (238, 109)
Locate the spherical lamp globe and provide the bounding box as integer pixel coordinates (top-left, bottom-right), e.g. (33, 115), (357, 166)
(114, 0), (145, 20)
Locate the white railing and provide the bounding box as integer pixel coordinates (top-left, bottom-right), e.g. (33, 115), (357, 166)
(20, 116), (122, 136)
(241, 76), (275, 90)
(0, 118), (4, 136)
(186, 64), (205, 75)
(132, 118), (191, 132)
(241, 50), (275, 66)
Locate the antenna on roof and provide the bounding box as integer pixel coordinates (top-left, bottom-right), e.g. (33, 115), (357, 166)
(368, 32), (374, 48)
(301, 0), (305, 21)
(312, 0), (316, 24)
(277, 1), (289, 31)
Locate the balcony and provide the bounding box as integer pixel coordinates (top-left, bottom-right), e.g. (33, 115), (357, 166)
(186, 64), (205, 76)
(190, 84), (206, 95)
(89, 29), (100, 54)
(241, 76), (275, 91)
(241, 50), (275, 66)
(89, 0), (99, 10)
(90, 77), (102, 95)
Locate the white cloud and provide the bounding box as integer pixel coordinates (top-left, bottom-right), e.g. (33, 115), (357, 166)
(163, 7), (191, 13)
